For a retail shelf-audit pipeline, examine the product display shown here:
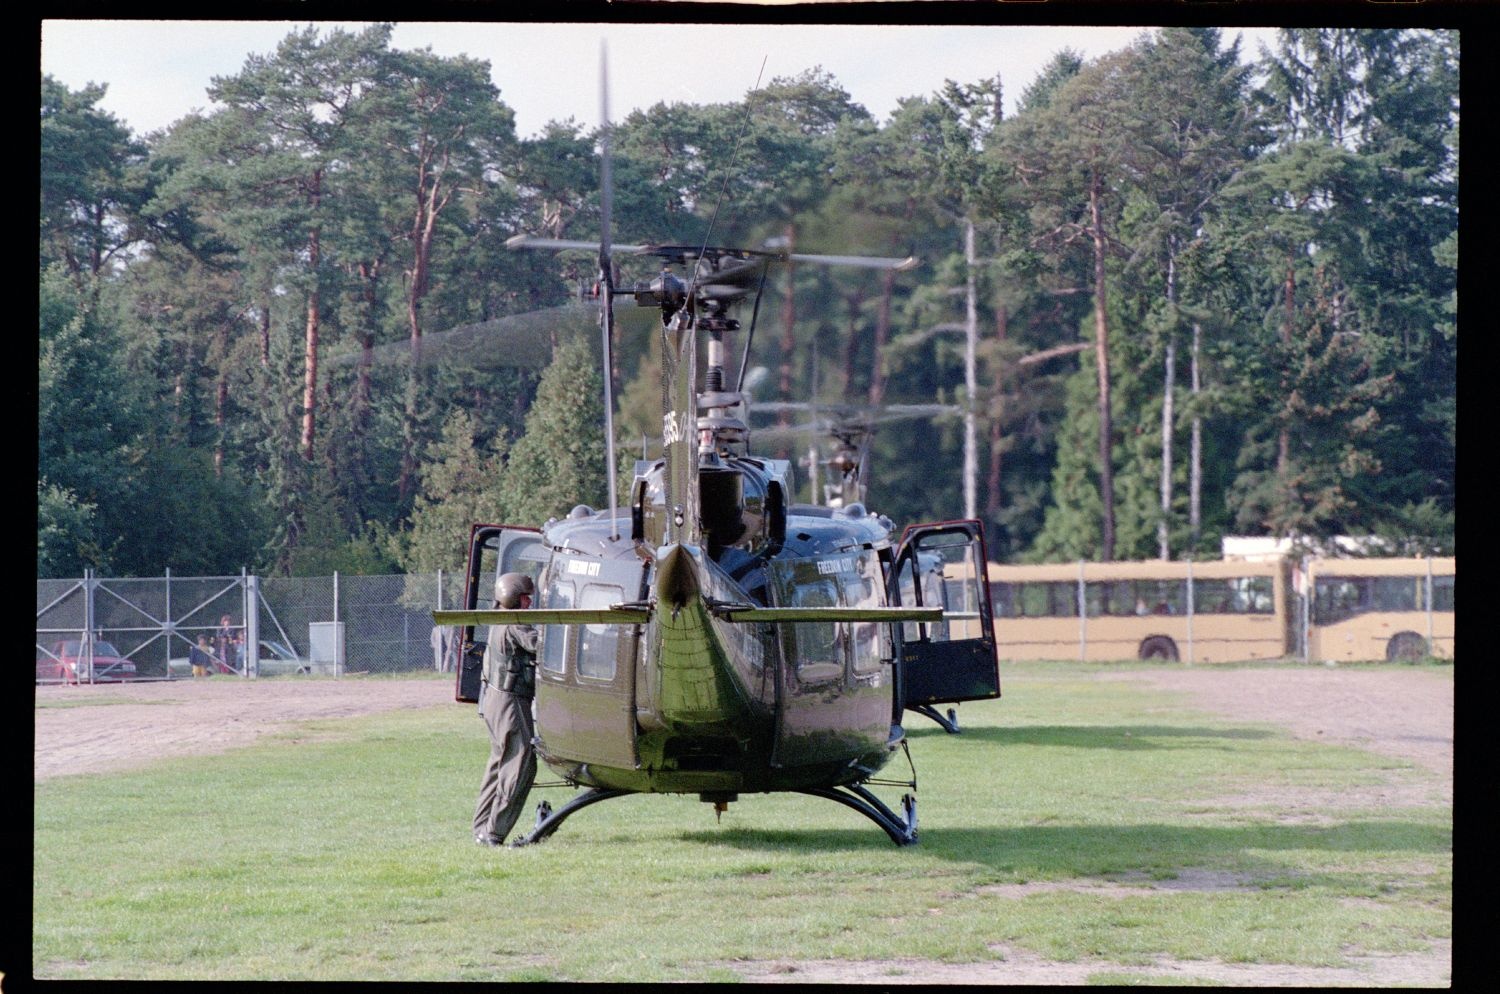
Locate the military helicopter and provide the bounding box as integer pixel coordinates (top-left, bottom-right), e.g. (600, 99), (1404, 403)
(432, 52), (1000, 846)
(750, 401), (961, 511)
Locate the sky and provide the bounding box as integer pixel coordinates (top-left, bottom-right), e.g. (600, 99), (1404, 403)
(40, 19), (1284, 140)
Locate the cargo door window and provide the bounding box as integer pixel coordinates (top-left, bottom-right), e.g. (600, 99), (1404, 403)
(540, 579), (574, 674)
(577, 584), (623, 681)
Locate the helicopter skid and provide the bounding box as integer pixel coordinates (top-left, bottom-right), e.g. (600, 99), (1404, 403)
(508, 787), (633, 847)
(797, 783), (918, 846)
(509, 780), (917, 847)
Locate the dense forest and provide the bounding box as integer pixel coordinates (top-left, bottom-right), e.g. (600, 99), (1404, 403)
(38, 25), (1457, 579)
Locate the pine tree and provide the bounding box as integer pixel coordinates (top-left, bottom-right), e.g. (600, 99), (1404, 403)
(497, 337), (610, 527)
(398, 409), (510, 576)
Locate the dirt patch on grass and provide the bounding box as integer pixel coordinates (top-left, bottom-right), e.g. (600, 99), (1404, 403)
(728, 938), (1452, 986)
(1101, 665), (1453, 772)
(977, 867), (1264, 900)
(1102, 665), (1453, 806)
(33, 677), (453, 781)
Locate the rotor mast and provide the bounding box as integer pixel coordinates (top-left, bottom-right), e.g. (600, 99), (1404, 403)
(599, 43), (620, 540)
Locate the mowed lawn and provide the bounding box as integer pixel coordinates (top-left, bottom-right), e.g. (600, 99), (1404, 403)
(32, 663), (1451, 982)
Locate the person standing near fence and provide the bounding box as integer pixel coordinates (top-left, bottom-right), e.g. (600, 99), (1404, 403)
(189, 635), (214, 678)
(214, 615), (241, 674)
(472, 573), (539, 847)
(432, 624), (459, 672)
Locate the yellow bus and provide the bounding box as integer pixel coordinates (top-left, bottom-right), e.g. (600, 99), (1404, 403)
(984, 555), (1454, 664)
(986, 558), (1294, 663)
(1306, 557), (1455, 662)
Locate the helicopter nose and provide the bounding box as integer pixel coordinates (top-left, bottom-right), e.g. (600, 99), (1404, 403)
(656, 543), (700, 615)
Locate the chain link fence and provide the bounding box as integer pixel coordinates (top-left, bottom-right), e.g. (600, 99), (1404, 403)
(36, 571), (467, 683)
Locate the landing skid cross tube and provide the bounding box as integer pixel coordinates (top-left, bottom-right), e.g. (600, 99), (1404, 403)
(797, 783), (918, 846)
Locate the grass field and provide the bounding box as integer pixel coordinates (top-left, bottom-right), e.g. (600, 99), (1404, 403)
(31, 663), (1451, 982)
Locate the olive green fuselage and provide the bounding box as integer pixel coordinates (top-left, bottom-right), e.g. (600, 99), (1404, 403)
(531, 503), (901, 797)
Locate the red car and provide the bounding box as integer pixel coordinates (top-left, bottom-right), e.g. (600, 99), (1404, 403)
(37, 640), (139, 684)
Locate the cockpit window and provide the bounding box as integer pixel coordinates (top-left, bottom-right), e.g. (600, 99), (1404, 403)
(768, 551), (882, 683)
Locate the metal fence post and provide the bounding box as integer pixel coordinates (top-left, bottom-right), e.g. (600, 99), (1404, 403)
(1076, 560), (1086, 662)
(165, 566), (173, 680)
(333, 571), (341, 679)
(1185, 559), (1195, 665)
(84, 567), (95, 684)
(246, 572), (260, 678)
(1300, 555), (1311, 663)
(1425, 556), (1434, 653)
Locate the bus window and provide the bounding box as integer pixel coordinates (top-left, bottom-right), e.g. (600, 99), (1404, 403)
(1141, 579), (1187, 615)
(1370, 576), (1419, 613)
(539, 579), (574, 674)
(1084, 581), (1122, 618)
(1196, 577), (1273, 615)
(1230, 576), (1273, 613)
(1085, 580), (1185, 617)
(1313, 577), (1363, 624)
(991, 582), (1014, 619)
(1428, 575), (1455, 612)
(1011, 581), (1077, 618)
(576, 584), (623, 680)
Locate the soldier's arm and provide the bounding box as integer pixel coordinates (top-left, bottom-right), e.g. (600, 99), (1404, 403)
(506, 625), (540, 655)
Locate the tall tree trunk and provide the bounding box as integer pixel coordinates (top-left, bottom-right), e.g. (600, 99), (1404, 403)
(1279, 252), (1295, 478)
(300, 168), (323, 464)
(1159, 248), (1177, 560)
(866, 267), (895, 410)
(1089, 175), (1116, 561)
(1189, 320), (1203, 550)
(349, 260), (381, 522)
(776, 222), (797, 431)
(259, 300), (271, 368)
(399, 156), (448, 505)
(986, 303), (1008, 520)
(840, 285), (863, 401)
(214, 322), (229, 479)
(963, 218), (979, 520)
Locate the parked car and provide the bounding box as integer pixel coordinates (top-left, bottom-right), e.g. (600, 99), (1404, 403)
(254, 639), (329, 676)
(37, 640), (138, 684)
(168, 639), (325, 677)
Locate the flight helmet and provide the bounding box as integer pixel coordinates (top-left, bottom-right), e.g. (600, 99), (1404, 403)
(495, 572), (536, 609)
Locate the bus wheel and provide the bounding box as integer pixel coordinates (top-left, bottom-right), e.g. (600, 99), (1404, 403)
(1138, 636), (1180, 662)
(1385, 631), (1428, 663)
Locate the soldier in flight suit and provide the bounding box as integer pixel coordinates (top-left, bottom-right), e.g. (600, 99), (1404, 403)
(473, 572), (540, 847)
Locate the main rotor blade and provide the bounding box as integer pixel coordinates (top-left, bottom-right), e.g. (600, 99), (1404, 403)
(326, 302), (596, 371)
(507, 235), (655, 255)
(784, 252), (918, 271)
(508, 236), (917, 275)
(750, 401), (960, 422)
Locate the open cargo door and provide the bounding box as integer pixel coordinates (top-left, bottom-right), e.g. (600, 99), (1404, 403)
(888, 520), (1000, 732)
(453, 524), (547, 703)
